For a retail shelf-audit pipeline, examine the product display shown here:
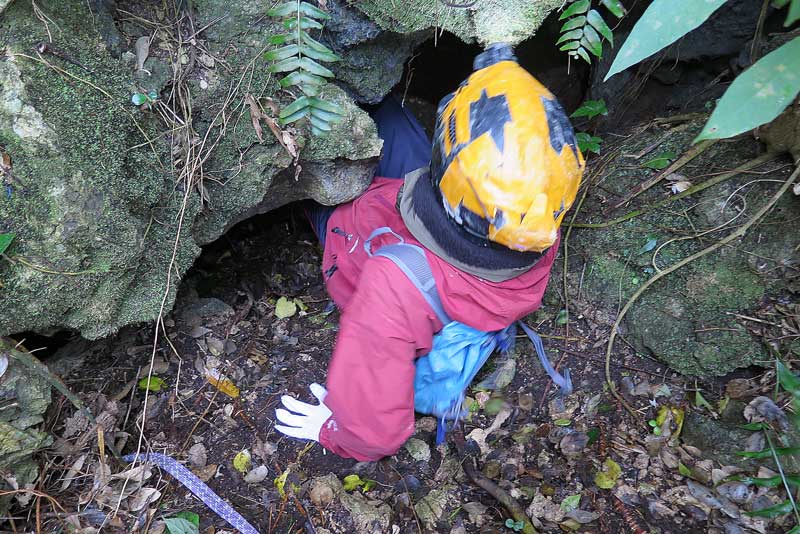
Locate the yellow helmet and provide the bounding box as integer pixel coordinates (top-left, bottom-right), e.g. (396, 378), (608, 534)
(431, 43), (584, 252)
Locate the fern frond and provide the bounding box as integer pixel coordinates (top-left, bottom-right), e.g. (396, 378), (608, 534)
(266, 0), (343, 136)
(558, 0), (624, 64)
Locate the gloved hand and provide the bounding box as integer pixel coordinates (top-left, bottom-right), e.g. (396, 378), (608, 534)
(274, 383), (332, 441)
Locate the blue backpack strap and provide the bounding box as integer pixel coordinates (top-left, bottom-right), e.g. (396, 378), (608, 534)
(517, 320), (573, 396)
(373, 243), (452, 326)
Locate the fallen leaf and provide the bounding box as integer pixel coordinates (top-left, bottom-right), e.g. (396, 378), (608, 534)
(275, 297), (297, 319)
(187, 444), (207, 468)
(560, 493), (581, 512)
(206, 368), (240, 398)
(128, 487), (161, 512)
(594, 459), (621, 489)
(244, 465), (269, 484)
(164, 517), (199, 534)
(642, 151), (676, 170)
(274, 468), (290, 499)
(138, 376), (166, 392)
(670, 180), (692, 194)
(232, 450), (251, 474)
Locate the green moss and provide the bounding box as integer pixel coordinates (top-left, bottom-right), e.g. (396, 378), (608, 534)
(355, 0), (562, 45)
(563, 122), (795, 376)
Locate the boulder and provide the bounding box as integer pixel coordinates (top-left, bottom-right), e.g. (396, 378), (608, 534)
(0, 0), (380, 339)
(0, 339), (52, 514)
(355, 0), (564, 47)
(555, 120), (798, 376)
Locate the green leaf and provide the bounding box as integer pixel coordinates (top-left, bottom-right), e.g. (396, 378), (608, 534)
(284, 16), (323, 30)
(786, 0), (800, 26)
(741, 421), (766, 431)
(279, 71), (327, 88)
(309, 114), (333, 132)
(310, 123), (327, 136)
(275, 296), (298, 319)
(308, 97), (342, 114)
(694, 390), (714, 412)
(594, 458), (621, 489)
(774, 0), (790, 6)
(778, 359), (800, 396)
(581, 26), (604, 58)
(604, 0), (728, 81)
(745, 499), (794, 518)
(788, 525), (800, 534)
(298, 1), (330, 19)
(678, 462), (692, 477)
(559, 41), (582, 52)
(279, 106), (311, 126)
(164, 517), (199, 534)
(554, 418), (572, 426)
(301, 84), (321, 97)
(732, 475), (800, 488)
(138, 376), (166, 392)
(173, 512), (200, 528)
(642, 151), (676, 170)
(575, 45), (592, 63)
(560, 0), (591, 20)
(303, 46), (341, 63)
(557, 29), (584, 46)
(267, 2), (299, 17)
(696, 37), (800, 142)
(0, 233), (14, 255)
(310, 105), (343, 123)
(264, 44), (300, 62)
(587, 10), (613, 45)
(571, 99), (608, 119)
(600, 0), (625, 18)
(560, 16), (586, 33)
(233, 450), (252, 473)
(268, 33), (295, 45)
(343, 474), (364, 491)
(301, 32), (333, 54)
(131, 93), (147, 106)
(555, 309), (568, 325)
(639, 236), (657, 254)
(576, 132), (602, 153)
(299, 57), (335, 78)
(560, 493), (582, 512)
(279, 96), (312, 119)
(736, 446), (800, 459)
(267, 57), (301, 73)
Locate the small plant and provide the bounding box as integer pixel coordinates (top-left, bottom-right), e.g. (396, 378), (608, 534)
(266, 1), (343, 136)
(732, 360), (800, 531)
(557, 0), (625, 63)
(605, 0), (800, 142)
(131, 90), (158, 107)
(570, 98), (608, 120)
(505, 518), (526, 531)
(576, 132), (602, 154)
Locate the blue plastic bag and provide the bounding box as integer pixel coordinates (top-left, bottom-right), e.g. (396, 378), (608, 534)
(414, 322), (516, 420)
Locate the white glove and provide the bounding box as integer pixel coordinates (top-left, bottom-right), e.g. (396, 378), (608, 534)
(274, 383), (332, 441)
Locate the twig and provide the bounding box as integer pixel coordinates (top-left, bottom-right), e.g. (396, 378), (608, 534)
(568, 153), (777, 228)
(606, 139), (718, 213)
(453, 428), (538, 534)
(605, 164), (800, 418)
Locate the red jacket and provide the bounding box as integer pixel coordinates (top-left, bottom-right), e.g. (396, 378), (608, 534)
(318, 178), (558, 461)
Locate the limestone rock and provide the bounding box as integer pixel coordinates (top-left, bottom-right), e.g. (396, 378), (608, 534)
(0, 0), (380, 339)
(355, 0), (563, 47)
(0, 340), (53, 514)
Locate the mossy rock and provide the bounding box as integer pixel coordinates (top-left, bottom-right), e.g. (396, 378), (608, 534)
(560, 121), (798, 376)
(0, 0), (381, 338)
(355, 0), (564, 46)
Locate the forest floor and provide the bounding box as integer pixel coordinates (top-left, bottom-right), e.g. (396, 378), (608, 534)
(18, 179), (799, 534)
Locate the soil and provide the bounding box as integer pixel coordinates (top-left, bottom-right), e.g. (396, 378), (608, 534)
(18, 187), (792, 533)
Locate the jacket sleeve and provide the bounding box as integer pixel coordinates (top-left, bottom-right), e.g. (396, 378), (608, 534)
(318, 256), (441, 461)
